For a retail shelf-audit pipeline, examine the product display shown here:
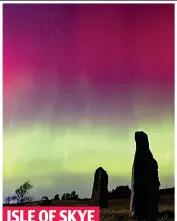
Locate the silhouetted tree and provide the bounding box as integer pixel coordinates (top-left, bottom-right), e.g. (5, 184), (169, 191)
(4, 181), (33, 204)
(109, 185), (130, 198)
(61, 193), (69, 200)
(61, 194), (65, 200)
(15, 181), (33, 204)
(3, 196), (17, 204)
(54, 194), (60, 200)
(40, 196), (52, 206)
(70, 191), (79, 200)
(41, 196), (49, 201)
(61, 191), (79, 200)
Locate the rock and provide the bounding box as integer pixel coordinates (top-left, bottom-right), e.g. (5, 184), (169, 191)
(130, 131), (160, 220)
(90, 167), (108, 208)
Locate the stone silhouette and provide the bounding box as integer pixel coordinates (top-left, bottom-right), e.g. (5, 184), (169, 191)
(91, 167), (108, 208)
(130, 131), (160, 221)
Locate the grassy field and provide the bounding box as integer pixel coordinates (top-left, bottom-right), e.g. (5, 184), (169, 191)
(28, 194), (174, 221)
(100, 195), (174, 221)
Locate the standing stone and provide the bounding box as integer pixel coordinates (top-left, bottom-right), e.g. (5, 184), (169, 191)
(90, 167), (108, 208)
(130, 131), (160, 221)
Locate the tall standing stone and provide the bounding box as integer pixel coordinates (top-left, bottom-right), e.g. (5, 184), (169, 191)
(130, 131), (160, 221)
(90, 167), (108, 208)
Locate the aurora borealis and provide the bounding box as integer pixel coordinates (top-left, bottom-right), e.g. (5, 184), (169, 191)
(3, 3), (174, 199)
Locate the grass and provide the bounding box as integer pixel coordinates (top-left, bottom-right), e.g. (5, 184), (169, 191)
(101, 195), (174, 221)
(27, 194), (174, 221)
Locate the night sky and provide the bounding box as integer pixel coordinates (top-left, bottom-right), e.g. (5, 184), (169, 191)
(3, 4), (174, 199)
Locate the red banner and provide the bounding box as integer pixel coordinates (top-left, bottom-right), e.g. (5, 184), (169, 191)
(3, 206), (100, 221)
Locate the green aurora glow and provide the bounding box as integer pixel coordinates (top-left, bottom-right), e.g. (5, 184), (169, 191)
(3, 117), (174, 198)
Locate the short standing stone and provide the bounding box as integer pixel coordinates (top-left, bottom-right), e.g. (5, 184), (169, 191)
(90, 167), (108, 208)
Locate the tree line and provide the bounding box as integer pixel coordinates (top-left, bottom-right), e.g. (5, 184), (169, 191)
(3, 180), (174, 205)
(41, 190), (79, 201)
